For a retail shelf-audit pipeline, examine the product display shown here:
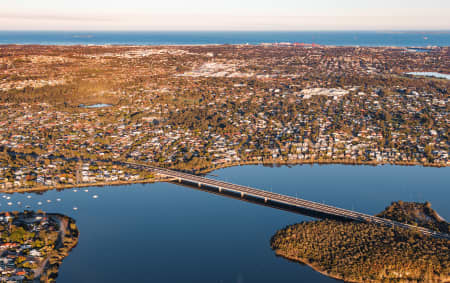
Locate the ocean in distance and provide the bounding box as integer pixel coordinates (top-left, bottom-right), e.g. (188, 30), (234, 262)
(1, 31), (449, 46)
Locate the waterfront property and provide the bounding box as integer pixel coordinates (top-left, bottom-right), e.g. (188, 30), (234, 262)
(0, 164), (448, 283)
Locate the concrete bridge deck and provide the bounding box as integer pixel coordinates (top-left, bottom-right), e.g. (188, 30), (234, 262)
(123, 162), (450, 240)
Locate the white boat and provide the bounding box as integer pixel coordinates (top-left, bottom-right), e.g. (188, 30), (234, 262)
(17, 202), (21, 205)
(73, 207), (78, 211)
(92, 195), (99, 199)
(6, 196), (10, 200)
(7, 202), (12, 206)
(37, 201), (42, 205)
(46, 200), (51, 203)
(73, 189), (78, 192)
(56, 198), (61, 202)
(27, 195), (32, 199)
(84, 189), (89, 192)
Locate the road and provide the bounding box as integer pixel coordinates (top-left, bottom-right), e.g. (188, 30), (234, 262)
(123, 162), (450, 240)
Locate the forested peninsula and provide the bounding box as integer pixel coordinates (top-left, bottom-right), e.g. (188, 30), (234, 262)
(271, 201), (450, 282)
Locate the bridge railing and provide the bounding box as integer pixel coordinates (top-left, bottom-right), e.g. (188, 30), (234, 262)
(122, 162), (450, 240)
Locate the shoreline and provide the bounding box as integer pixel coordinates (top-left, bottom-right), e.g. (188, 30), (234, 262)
(274, 251), (366, 283)
(195, 159), (448, 175)
(0, 42), (447, 48)
(0, 159), (447, 194)
(0, 176), (172, 194)
(272, 202), (450, 283)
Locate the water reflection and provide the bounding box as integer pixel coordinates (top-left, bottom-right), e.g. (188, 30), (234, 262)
(171, 181), (350, 221)
(0, 164), (447, 283)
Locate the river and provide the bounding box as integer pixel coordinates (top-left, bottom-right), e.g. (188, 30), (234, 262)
(1, 164), (449, 282)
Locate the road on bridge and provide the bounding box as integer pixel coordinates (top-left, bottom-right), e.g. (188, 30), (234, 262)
(122, 162), (450, 240)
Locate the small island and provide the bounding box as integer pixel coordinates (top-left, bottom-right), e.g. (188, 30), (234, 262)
(271, 201), (450, 283)
(0, 211), (79, 282)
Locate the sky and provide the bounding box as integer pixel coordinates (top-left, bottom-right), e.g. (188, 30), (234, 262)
(1, 0), (450, 31)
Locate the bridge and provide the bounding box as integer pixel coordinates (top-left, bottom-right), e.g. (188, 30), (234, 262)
(123, 162), (450, 240)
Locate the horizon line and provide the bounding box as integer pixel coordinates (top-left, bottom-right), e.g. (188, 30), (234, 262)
(1, 29), (450, 33)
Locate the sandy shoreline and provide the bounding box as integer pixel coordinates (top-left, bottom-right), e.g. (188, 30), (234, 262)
(196, 158), (447, 175)
(1, 159), (447, 194)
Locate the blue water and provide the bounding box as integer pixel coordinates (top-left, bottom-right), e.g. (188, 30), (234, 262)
(1, 164), (449, 283)
(406, 72), (450, 80)
(0, 31), (449, 46)
(80, 104), (112, 108)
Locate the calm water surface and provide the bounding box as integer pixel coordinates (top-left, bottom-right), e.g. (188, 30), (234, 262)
(2, 165), (449, 283)
(406, 72), (450, 80)
(1, 31), (449, 46)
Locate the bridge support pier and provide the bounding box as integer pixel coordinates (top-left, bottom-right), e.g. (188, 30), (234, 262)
(218, 187), (222, 192)
(122, 162), (450, 240)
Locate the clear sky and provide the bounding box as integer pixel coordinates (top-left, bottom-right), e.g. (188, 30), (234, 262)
(1, 0), (449, 30)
